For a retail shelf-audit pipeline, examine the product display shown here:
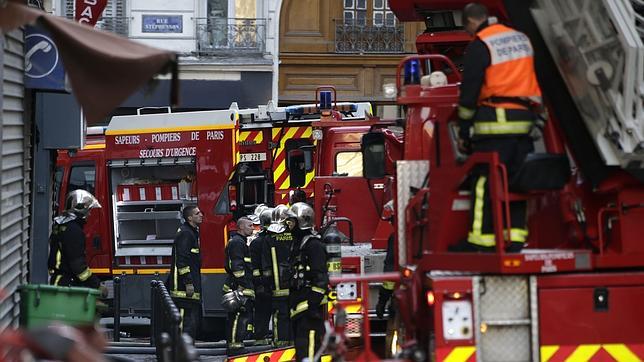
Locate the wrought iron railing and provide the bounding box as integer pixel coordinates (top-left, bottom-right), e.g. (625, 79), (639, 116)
(195, 17), (266, 55)
(334, 18), (404, 54)
(95, 16), (131, 37)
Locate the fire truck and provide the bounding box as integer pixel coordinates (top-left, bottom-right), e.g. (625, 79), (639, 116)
(54, 95), (395, 328)
(325, 0), (644, 361)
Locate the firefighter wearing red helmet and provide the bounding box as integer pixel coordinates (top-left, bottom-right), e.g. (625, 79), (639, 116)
(48, 190), (104, 291)
(286, 202), (329, 361)
(453, 2), (542, 252)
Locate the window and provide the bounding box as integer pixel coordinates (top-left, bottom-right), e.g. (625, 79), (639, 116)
(373, 0), (395, 27)
(336, 0), (403, 53)
(344, 0), (367, 25)
(335, 152), (363, 177)
(343, 0), (395, 26)
(69, 165), (96, 196)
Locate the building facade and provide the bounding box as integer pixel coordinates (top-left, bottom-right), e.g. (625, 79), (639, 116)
(52, 0), (281, 112)
(278, 0), (423, 106)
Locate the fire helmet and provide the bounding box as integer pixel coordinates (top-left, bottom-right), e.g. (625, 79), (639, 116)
(271, 204), (289, 223)
(65, 189), (101, 218)
(286, 202), (314, 230)
(259, 208), (273, 227)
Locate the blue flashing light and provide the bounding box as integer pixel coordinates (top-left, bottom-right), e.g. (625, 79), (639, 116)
(404, 59), (421, 85)
(285, 105), (305, 117)
(320, 90), (333, 110)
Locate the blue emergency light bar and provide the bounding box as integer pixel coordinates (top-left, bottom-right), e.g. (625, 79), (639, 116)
(285, 103), (358, 117)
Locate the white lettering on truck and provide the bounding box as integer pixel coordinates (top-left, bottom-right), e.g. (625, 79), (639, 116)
(207, 131), (225, 140)
(152, 132), (181, 143)
(165, 147), (197, 157)
(114, 135), (140, 145)
(139, 149), (164, 158)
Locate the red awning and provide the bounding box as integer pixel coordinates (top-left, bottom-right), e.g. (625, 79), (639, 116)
(0, 0), (179, 124)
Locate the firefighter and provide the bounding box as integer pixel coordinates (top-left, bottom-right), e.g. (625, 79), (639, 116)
(168, 205), (203, 340)
(375, 233), (395, 319)
(452, 2), (542, 253)
(286, 202), (329, 361)
(249, 206), (272, 345)
(223, 216), (255, 355)
(261, 204), (294, 347)
(48, 189), (104, 292)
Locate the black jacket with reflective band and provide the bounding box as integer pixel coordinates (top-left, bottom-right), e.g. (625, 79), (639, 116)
(48, 217), (100, 288)
(224, 232), (254, 293)
(169, 222), (202, 300)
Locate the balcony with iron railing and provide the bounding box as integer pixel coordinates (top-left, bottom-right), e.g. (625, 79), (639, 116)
(334, 18), (404, 54)
(194, 17), (266, 56)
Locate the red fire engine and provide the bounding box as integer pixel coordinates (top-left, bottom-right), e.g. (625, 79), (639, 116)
(326, 0), (644, 361)
(54, 96), (395, 329)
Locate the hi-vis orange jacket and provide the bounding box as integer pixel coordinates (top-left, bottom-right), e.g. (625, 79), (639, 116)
(476, 23), (542, 110)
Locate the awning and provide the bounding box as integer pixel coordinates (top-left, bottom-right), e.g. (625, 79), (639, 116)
(0, 0), (179, 124)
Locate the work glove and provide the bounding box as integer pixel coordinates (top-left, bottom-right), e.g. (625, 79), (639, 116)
(185, 284), (195, 298)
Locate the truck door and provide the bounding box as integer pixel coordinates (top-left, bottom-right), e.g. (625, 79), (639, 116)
(59, 153), (111, 274)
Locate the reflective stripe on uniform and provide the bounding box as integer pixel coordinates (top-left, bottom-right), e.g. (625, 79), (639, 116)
(496, 107), (507, 122)
(290, 300), (309, 318)
(309, 330), (316, 362)
(273, 289), (289, 297)
(190, 248), (200, 254)
(54, 274), (63, 286)
(253, 269), (261, 277)
(233, 270), (245, 278)
(180, 308), (185, 331)
(170, 290), (201, 300)
(507, 228), (528, 242)
(223, 284), (232, 292)
(458, 105), (476, 120)
(178, 266), (191, 275)
(469, 230), (527, 246)
(468, 176), (494, 247)
(311, 286), (326, 295)
(243, 257), (252, 263)
(271, 247), (280, 291)
(473, 120), (533, 135)
(382, 281), (395, 290)
(77, 268), (92, 281)
(241, 289), (255, 298)
(55, 249), (62, 270)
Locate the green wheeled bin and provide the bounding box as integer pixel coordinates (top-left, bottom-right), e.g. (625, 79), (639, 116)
(18, 284), (99, 328)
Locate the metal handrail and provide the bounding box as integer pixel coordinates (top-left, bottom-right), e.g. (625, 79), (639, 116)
(150, 280), (199, 362)
(194, 17), (267, 55)
(333, 18), (404, 54)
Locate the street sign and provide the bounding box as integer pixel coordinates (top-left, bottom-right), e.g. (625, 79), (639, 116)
(24, 26), (66, 91)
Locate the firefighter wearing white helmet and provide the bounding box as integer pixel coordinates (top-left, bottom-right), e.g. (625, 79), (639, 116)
(249, 205), (273, 345)
(260, 203), (295, 346)
(286, 202), (329, 361)
(48, 190), (104, 291)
